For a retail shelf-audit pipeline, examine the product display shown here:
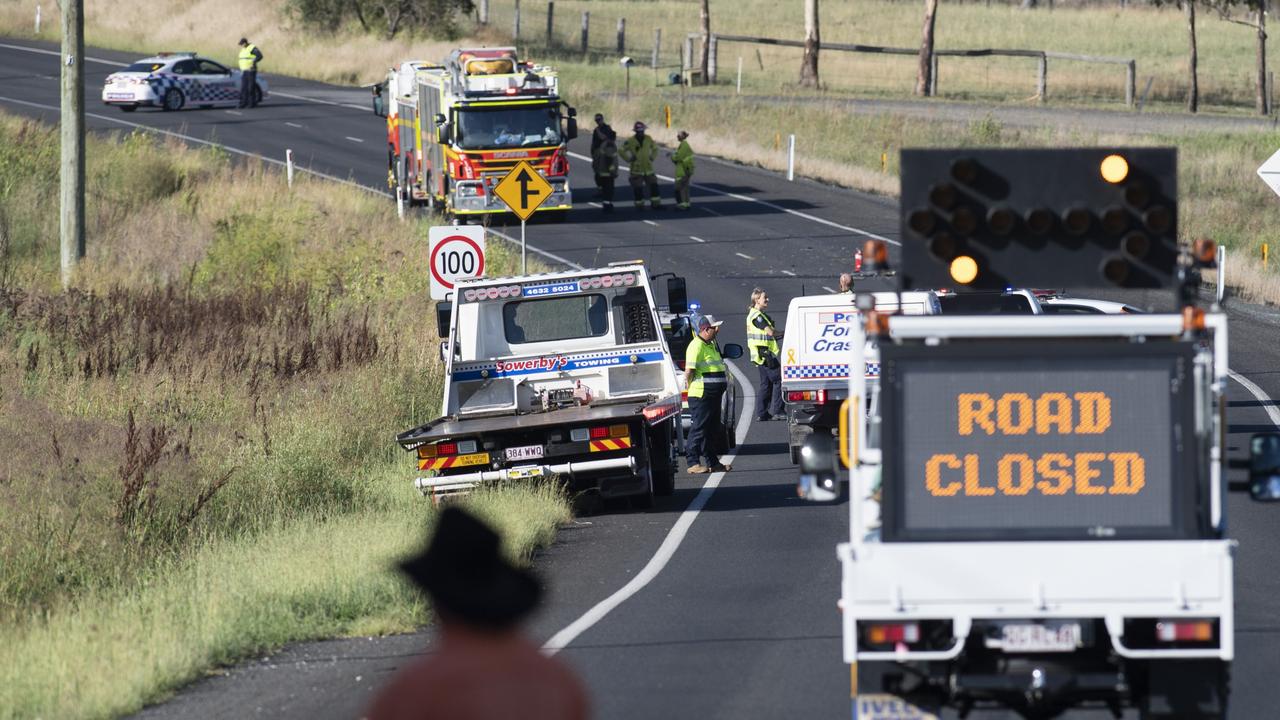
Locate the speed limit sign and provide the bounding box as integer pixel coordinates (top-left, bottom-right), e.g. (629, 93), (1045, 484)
(428, 226), (486, 300)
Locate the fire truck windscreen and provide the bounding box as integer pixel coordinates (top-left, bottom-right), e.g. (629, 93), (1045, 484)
(456, 106), (563, 150)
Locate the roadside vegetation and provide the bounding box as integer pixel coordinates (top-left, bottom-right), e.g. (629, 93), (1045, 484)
(0, 112), (571, 719)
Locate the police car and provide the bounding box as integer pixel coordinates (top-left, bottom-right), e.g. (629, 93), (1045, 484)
(101, 53), (267, 112)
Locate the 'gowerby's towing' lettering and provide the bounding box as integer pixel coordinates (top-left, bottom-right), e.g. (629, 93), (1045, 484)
(812, 311), (858, 353)
(494, 356), (570, 374)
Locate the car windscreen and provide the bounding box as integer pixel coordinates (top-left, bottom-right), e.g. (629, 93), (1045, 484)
(456, 106), (563, 150)
(938, 294), (1034, 315)
(503, 294), (608, 344)
(123, 62), (164, 73)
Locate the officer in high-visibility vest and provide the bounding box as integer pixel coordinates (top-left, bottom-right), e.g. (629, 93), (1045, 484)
(746, 287), (784, 422)
(237, 37), (263, 109)
(683, 314), (731, 474)
(838, 273), (854, 294)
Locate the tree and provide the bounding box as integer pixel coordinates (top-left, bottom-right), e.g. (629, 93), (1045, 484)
(699, 0), (711, 85)
(1216, 0), (1269, 115)
(800, 0), (820, 88)
(916, 0), (939, 97)
(1186, 0), (1199, 113)
(287, 0), (475, 40)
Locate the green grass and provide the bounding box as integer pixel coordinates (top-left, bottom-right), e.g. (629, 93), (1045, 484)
(0, 112), (572, 719)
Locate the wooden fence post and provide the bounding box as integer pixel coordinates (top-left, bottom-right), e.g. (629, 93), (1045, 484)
(581, 11), (589, 55)
(683, 35), (693, 80)
(617, 18), (626, 55)
(652, 28), (661, 68)
(546, 1), (555, 49)
(929, 53), (939, 96)
(1125, 60), (1136, 106)
(513, 0), (521, 40)
(708, 34), (718, 84)
(1037, 54), (1047, 102)
(479, 0), (489, 24)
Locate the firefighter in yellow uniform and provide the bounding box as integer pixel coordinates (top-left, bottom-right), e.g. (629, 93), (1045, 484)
(684, 314), (731, 474)
(746, 287), (784, 421)
(670, 130), (695, 210)
(620, 121), (660, 209)
(237, 38), (263, 109)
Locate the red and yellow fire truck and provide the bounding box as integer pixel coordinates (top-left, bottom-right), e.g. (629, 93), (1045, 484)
(384, 48), (577, 221)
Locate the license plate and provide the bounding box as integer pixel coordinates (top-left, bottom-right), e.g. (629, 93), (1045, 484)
(505, 444), (544, 461)
(507, 466), (544, 480)
(988, 622), (1082, 653)
(107, 93), (134, 100)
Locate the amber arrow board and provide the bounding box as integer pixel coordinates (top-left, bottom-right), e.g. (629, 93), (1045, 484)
(494, 160), (554, 273)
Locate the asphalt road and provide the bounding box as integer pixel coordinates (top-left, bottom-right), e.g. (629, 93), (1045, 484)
(2, 38), (1279, 720)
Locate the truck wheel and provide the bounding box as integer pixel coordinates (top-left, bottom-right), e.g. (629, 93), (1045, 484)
(631, 465), (655, 509)
(649, 426), (676, 497)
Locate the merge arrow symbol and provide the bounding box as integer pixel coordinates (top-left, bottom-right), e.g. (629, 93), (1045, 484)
(516, 167), (539, 209)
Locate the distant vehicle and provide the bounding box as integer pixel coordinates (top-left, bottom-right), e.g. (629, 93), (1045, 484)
(1040, 296), (1145, 315)
(936, 288), (1043, 315)
(101, 53), (268, 112)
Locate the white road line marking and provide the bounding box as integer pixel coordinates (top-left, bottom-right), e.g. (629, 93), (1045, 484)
(225, 110), (242, 116)
(285, 122), (303, 128)
(1229, 371), (1280, 428)
(735, 252), (754, 260)
(822, 286), (835, 293)
(271, 90), (369, 112)
(643, 219), (659, 226)
(699, 206), (723, 217)
(568, 150), (900, 246)
(781, 269), (796, 276)
(345, 136), (364, 143)
(690, 236), (706, 243)
(543, 359), (757, 655)
(0, 41), (123, 66)
(587, 201), (602, 208)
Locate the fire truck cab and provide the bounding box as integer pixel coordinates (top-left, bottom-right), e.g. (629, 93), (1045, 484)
(385, 48), (577, 221)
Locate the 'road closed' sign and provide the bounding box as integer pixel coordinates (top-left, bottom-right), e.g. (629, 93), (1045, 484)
(429, 226), (486, 300)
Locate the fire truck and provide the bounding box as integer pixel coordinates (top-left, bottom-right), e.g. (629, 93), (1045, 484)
(383, 48), (577, 221)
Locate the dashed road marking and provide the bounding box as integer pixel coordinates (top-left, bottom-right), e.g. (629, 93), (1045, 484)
(285, 122), (303, 128)
(225, 110), (242, 116)
(345, 136), (364, 143)
(587, 201), (602, 208)
(690, 236), (706, 243)
(735, 252), (754, 260)
(643, 219), (659, 227)
(781, 269), (796, 276)
(822, 286), (835, 293)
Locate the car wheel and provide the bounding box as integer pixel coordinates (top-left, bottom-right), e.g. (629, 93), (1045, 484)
(119, 105), (137, 113)
(162, 88), (184, 112)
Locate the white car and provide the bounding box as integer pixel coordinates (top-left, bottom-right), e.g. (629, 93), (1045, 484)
(1040, 295), (1144, 314)
(102, 53), (268, 112)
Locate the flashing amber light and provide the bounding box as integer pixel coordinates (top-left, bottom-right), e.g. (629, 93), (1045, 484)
(1101, 154), (1129, 184)
(1182, 306), (1206, 331)
(949, 255), (979, 285)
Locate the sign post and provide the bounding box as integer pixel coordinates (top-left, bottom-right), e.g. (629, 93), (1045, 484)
(428, 225), (486, 300)
(493, 160), (554, 274)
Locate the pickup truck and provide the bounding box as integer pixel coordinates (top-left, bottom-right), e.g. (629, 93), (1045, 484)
(397, 264), (725, 509)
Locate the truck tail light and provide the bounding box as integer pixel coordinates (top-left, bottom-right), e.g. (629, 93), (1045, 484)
(1155, 620), (1214, 643)
(418, 441), (463, 459)
(786, 390), (827, 403)
(608, 424), (628, 438)
(589, 426), (609, 439)
(866, 622), (920, 644)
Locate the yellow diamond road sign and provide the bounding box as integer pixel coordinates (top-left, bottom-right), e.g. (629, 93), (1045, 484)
(494, 160), (554, 222)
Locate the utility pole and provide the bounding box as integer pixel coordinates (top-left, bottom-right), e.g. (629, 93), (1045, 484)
(60, 0), (85, 289)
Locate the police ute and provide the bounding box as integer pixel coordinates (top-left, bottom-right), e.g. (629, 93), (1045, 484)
(101, 53), (268, 112)
(397, 264), (741, 508)
(799, 147), (1280, 719)
(780, 291), (938, 465)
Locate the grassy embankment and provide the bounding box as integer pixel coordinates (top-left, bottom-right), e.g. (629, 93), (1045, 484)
(0, 113), (570, 720)
(7, 0), (1273, 298)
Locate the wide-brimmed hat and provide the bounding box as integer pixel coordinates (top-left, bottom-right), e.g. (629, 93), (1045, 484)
(398, 507), (541, 628)
(695, 313), (723, 331)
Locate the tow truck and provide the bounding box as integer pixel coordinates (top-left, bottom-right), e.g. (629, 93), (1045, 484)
(397, 264), (741, 508)
(799, 147), (1280, 719)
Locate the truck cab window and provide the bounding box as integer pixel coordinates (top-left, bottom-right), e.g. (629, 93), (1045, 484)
(502, 294), (609, 344)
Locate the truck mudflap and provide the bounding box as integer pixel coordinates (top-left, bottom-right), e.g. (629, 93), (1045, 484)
(415, 455), (637, 501)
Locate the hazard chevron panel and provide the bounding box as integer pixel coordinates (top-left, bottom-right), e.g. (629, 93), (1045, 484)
(589, 437), (632, 452)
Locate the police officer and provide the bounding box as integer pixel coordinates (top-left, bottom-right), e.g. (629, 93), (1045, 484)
(236, 38), (263, 109)
(669, 130), (695, 210)
(620, 121), (660, 209)
(747, 288), (784, 421)
(684, 314), (731, 474)
(838, 272), (854, 293)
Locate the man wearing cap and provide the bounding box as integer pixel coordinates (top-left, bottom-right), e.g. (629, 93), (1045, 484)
(236, 38), (263, 109)
(620, 121), (660, 209)
(368, 507), (588, 720)
(684, 314), (731, 474)
(591, 114), (619, 211)
(669, 130), (695, 210)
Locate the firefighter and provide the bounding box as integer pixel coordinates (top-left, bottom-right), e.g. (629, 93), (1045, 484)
(620, 121), (660, 209)
(591, 114), (618, 209)
(236, 38), (263, 109)
(669, 130), (695, 210)
(368, 507), (588, 720)
(684, 314), (731, 474)
(746, 288), (784, 422)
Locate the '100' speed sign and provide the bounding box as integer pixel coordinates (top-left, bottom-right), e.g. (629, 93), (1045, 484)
(429, 226), (486, 300)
